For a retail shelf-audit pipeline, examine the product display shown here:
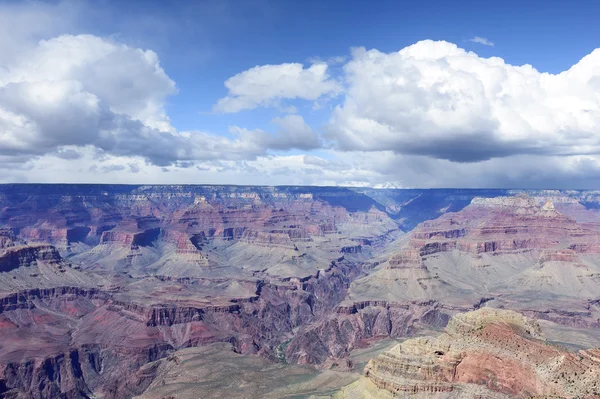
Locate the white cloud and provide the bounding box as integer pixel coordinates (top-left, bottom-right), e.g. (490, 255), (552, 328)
(0, 0), (81, 61)
(326, 40), (600, 163)
(0, 33), (323, 167)
(213, 62), (342, 113)
(0, 33), (185, 164)
(269, 114), (321, 150)
(4, 14), (600, 191)
(7, 143), (600, 190)
(469, 36), (494, 47)
(226, 114), (321, 154)
(306, 55), (348, 66)
(1, 34), (177, 131)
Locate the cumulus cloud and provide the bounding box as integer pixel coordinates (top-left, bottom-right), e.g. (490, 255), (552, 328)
(326, 40), (600, 163)
(0, 34), (183, 163)
(213, 62), (342, 113)
(5, 18), (600, 190)
(0, 0), (80, 60)
(226, 115), (321, 153)
(361, 152), (600, 189)
(0, 32), (324, 168)
(269, 115), (321, 150)
(54, 148), (83, 160)
(298, 151), (600, 189)
(469, 36), (494, 47)
(7, 142), (600, 189)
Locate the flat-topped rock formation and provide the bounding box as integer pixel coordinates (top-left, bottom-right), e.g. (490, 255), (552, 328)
(0, 244), (102, 296)
(0, 244), (62, 272)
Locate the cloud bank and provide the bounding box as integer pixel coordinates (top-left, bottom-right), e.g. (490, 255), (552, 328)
(2, 3), (600, 189)
(0, 33), (318, 168)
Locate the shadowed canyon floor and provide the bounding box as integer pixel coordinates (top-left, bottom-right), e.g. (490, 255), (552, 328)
(0, 185), (600, 398)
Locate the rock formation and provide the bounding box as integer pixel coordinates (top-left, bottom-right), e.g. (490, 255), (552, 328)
(1, 186), (600, 398)
(287, 194), (600, 365)
(336, 308), (600, 398)
(0, 185), (402, 398)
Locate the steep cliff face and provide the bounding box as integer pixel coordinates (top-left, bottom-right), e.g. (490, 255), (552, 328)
(0, 342), (178, 399)
(0, 188), (376, 399)
(0, 245), (62, 272)
(0, 229), (20, 250)
(0, 259), (358, 398)
(240, 230), (298, 250)
(0, 242), (102, 296)
(99, 227), (161, 248)
(336, 309), (600, 398)
(286, 302), (453, 365)
(287, 195), (600, 366)
(19, 227), (82, 248)
(0, 350), (94, 399)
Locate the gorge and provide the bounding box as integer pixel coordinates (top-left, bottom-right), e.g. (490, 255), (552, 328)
(0, 185), (600, 398)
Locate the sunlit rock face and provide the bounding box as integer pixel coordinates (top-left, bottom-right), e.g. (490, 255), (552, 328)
(336, 309), (600, 398)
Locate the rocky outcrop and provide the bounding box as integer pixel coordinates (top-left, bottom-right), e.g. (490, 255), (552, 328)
(337, 309), (600, 398)
(5, 186), (600, 398)
(321, 195), (600, 366)
(0, 229), (19, 249)
(240, 230), (298, 250)
(387, 250), (425, 269)
(341, 245), (362, 254)
(407, 196), (595, 257)
(0, 245), (63, 273)
(412, 228), (466, 240)
(0, 286), (106, 312)
(19, 226), (91, 247)
(100, 228), (161, 248)
(116, 258), (358, 350)
(157, 230), (209, 266)
(538, 248), (580, 263)
(286, 301), (456, 365)
(0, 256), (362, 398)
(0, 349), (94, 399)
(0, 343), (176, 399)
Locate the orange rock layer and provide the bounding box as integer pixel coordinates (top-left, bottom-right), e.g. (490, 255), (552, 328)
(361, 309), (600, 398)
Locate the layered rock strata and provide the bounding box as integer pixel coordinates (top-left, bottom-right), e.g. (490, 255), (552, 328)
(288, 195), (600, 365)
(3, 186), (600, 398)
(336, 308), (600, 398)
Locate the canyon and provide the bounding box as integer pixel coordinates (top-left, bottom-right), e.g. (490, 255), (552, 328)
(0, 185), (599, 398)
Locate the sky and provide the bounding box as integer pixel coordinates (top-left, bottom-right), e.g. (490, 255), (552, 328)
(1, 0), (600, 188)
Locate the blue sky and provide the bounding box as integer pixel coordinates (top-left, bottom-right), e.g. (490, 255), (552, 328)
(1, 0), (600, 187)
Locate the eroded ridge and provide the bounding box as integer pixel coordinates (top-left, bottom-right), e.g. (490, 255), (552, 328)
(337, 308), (600, 398)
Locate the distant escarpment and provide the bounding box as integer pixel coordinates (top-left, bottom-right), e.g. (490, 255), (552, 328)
(0, 245), (62, 272)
